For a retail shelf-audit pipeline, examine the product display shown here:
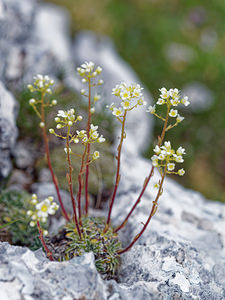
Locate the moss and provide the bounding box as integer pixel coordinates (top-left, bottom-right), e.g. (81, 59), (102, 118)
(47, 216), (121, 276)
(0, 190), (43, 249)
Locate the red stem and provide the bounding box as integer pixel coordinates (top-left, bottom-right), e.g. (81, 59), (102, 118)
(77, 144), (87, 222)
(84, 78), (92, 215)
(114, 166), (154, 233)
(66, 132), (82, 238)
(105, 111), (127, 231)
(117, 168), (166, 254)
(40, 93), (69, 221)
(36, 220), (54, 261)
(115, 105), (171, 233)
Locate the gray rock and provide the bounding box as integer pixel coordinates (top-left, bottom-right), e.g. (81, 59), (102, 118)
(182, 82), (214, 112)
(0, 81), (18, 179)
(12, 140), (35, 169)
(0, 242), (108, 300)
(0, 0), (72, 89)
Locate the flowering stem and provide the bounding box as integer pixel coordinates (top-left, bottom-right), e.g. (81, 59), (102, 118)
(40, 92), (69, 221)
(77, 143), (88, 223)
(36, 220), (54, 261)
(84, 78), (92, 215)
(114, 166), (155, 232)
(114, 105), (170, 233)
(105, 111), (127, 231)
(66, 128), (82, 238)
(117, 166), (167, 255)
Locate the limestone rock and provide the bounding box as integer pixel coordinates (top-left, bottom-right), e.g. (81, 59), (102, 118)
(0, 81), (18, 179)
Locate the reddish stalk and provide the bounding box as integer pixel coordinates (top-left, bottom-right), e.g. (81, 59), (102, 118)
(37, 220), (54, 261)
(114, 166), (155, 232)
(77, 143), (88, 222)
(115, 105), (171, 233)
(104, 111), (127, 232)
(84, 78), (92, 215)
(66, 130), (82, 238)
(40, 92), (69, 221)
(117, 167), (166, 254)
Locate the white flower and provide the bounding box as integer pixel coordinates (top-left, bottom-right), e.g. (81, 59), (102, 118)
(174, 155), (184, 163)
(181, 96), (190, 106)
(147, 105), (156, 114)
(30, 221), (36, 227)
(151, 155), (159, 167)
(57, 110), (67, 118)
(170, 98), (180, 106)
(169, 88), (179, 98)
(90, 107), (95, 114)
(98, 79), (104, 85)
(121, 100), (131, 109)
(51, 99), (57, 105)
(39, 122), (45, 128)
(112, 107), (123, 117)
(176, 114), (184, 123)
(112, 85), (121, 96)
(176, 146), (186, 155)
(49, 128), (54, 134)
(167, 163), (175, 171)
(153, 145), (161, 154)
(80, 89), (86, 95)
(169, 109), (178, 118)
(92, 151), (100, 160)
(77, 115), (83, 121)
(157, 98), (165, 105)
(29, 98), (36, 105)
(95, 66), (102, 74)
(94, 94), (100, 102)
(158, 153), (165, 160)
(97, 135), (105, 143)
(159, 87), (170, 99)
(178, 168), (185, 176)
(36, 198), (59, 219)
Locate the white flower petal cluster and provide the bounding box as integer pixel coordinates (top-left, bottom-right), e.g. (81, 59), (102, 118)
(147, 87), (189, 124)
(77, 61), (103, 80)
(50, 109), (82, 129)
(76, 124), (105, 145)
(109, 82), (146, 117)
(151, 141), (185, 176)
(27, 194), (59, 227)
(27, 74), (54, 94)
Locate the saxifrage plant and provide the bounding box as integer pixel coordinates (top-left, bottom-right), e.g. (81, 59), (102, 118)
(26, 61), (189, 275)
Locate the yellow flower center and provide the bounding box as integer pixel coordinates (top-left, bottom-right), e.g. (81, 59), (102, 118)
(41, 204), (48, 212)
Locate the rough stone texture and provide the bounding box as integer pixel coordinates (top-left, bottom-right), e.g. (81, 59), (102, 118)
(0, 0), (71, 89)
(0, 81), (18, 179)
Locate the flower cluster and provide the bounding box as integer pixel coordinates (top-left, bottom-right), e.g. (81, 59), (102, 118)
(109, 82), (146, 117)
(77, 61), (103, 85)
(27, 74), (55, 94)
(50, 109), (83, 131)
(151, 141), (185, 176)
(27, 194), (59, 233)
(78, 123), (105, 142)
(147, 87), (189, 124)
